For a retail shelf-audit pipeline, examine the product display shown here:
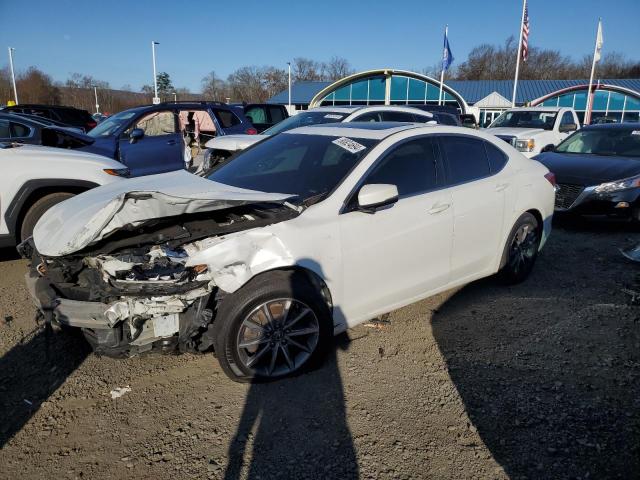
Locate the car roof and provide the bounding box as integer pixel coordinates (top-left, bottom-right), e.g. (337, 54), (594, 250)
(285, 122), (424, 139)
(348, 105), (434, 116)
(122, 102), (235, 114)
(308, 106), (363, 114)
(583, 122), (640, 130)
(4, 104), (83, 111)
(0, 112), (46, 126)
(506, 106), (564, 112)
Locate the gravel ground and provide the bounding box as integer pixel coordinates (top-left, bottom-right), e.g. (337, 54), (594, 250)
(0, 216), (638, 480)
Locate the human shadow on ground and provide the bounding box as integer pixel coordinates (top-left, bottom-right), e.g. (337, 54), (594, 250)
(224, 263), (358, 479)
(0, 326), (90, 447)
(431, 219), (640, 479)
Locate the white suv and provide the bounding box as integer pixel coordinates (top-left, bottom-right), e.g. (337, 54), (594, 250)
(0, 143), (128, 247)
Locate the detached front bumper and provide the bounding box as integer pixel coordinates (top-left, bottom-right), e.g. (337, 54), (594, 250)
(25, 271), (113, 329)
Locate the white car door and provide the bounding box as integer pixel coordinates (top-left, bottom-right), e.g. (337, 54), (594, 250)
(339, 136), (453, 322)
(438, 135), (507, 280)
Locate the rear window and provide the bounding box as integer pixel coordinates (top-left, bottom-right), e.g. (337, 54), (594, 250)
(214, 109), (241, 128)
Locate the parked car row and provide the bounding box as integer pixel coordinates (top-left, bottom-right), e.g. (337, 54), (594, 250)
(6, 95), (639, 383)
(200, 105), (439, 170)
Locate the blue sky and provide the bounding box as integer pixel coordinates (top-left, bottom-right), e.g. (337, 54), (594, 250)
(1, 0), (638, 92)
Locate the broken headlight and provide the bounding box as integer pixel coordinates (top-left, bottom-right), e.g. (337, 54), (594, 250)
(514, 138), (535, 152)
(594, 174), (640, 194)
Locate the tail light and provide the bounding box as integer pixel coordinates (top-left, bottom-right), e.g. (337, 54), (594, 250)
(87, 121), (97, 130)
(544, 172), (556, 187)
(245, 128), (258, 135)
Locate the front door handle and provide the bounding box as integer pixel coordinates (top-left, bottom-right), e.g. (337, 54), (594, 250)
(495, 183), (509, 192)
(167, 139), (177, 145)
(428, 202), (451, 214)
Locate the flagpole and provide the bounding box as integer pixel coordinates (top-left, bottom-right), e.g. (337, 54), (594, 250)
(584, 19), (601, 126)
(438, 25), (448, 106)
(511, 0), (526, 107)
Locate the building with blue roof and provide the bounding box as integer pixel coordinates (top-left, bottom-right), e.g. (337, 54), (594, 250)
(268, 69), (640, 126)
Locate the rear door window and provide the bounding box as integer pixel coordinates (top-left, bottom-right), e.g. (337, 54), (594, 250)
(214, 109), (241, 128)
(439, 135), (491, 185)
(363, 137), (439, 197)
(134, 111), (177, 136)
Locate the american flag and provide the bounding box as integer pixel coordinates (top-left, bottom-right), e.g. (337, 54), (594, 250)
(521, 1), (530, 62)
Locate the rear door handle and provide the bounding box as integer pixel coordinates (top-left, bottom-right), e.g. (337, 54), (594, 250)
(167, 139), (177, 145)
(428, 202), (451, 214)
(495, 183), (509, 192)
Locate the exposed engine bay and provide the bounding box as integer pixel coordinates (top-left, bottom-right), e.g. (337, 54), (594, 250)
(20, 203), (298, 357)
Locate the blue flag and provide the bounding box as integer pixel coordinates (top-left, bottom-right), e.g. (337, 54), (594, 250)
(442, 30), (454, 71)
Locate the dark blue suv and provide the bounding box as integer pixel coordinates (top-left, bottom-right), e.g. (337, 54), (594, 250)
(80, 102), (257, 177)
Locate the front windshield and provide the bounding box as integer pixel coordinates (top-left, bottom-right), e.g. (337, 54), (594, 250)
(261, 111), (347, 136)
(490, 110), (558, 130)
(555, 128), (640, 157)
(88, 110), (137, 137)
(207, 132), (378, 203)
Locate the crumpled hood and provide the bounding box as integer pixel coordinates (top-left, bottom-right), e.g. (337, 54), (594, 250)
(33, 170), (294, 257)
(487, 127), (546, 138)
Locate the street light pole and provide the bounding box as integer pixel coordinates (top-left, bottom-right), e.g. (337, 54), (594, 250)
(151, 41), (160, 104)
(93, 85), (99, 114)
(8, 47), (18, 105)
(287, 62), (292, 113)
(173, 91), (177, 102)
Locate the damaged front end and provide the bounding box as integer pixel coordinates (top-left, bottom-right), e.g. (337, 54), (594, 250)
(20, 203), (298, 357)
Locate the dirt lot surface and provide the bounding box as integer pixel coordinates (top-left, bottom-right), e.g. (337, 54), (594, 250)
(0, 217), (639, 480)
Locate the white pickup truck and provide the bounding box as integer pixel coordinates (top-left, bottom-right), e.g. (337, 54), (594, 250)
(486, 107), (580, 158)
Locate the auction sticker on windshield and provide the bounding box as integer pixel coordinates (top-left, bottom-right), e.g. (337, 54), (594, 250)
(332, 137), (366, 154)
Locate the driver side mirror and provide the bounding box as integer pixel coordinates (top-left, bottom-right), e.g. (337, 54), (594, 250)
(129, 128), (144, 143)
(559, 123), (577, 133)
(357, 184), (399, 213)
(541, 144), (555, 153)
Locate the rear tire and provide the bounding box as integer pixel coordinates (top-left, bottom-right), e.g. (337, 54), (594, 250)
(212, 270), (332, 383)
(20, 192), (75, 242)
(499, 212), (540, 284)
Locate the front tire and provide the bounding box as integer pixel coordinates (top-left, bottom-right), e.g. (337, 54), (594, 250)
(499, 212), (540, 284)
(213, 270), (332, 383)
(20, 192), (75, 242)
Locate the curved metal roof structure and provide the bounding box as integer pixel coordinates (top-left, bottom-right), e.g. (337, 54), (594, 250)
(308, 69), (469, 113)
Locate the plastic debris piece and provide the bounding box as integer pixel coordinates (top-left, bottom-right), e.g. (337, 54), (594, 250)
(110, 386), (132, 399)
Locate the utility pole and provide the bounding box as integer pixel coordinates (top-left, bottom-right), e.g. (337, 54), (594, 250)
(151, 41), (160, 104)
(93, 85), (99, 114)
(287, 62), (292, 113)
(8, 47), (18, 104)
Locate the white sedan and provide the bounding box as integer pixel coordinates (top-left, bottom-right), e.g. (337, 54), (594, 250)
(24, 123), (555, 382)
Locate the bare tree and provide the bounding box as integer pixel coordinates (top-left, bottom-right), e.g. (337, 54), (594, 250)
(201, 71), (229, 101)
(322, 56), (355, 81)
(292, 57), (323, 81)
